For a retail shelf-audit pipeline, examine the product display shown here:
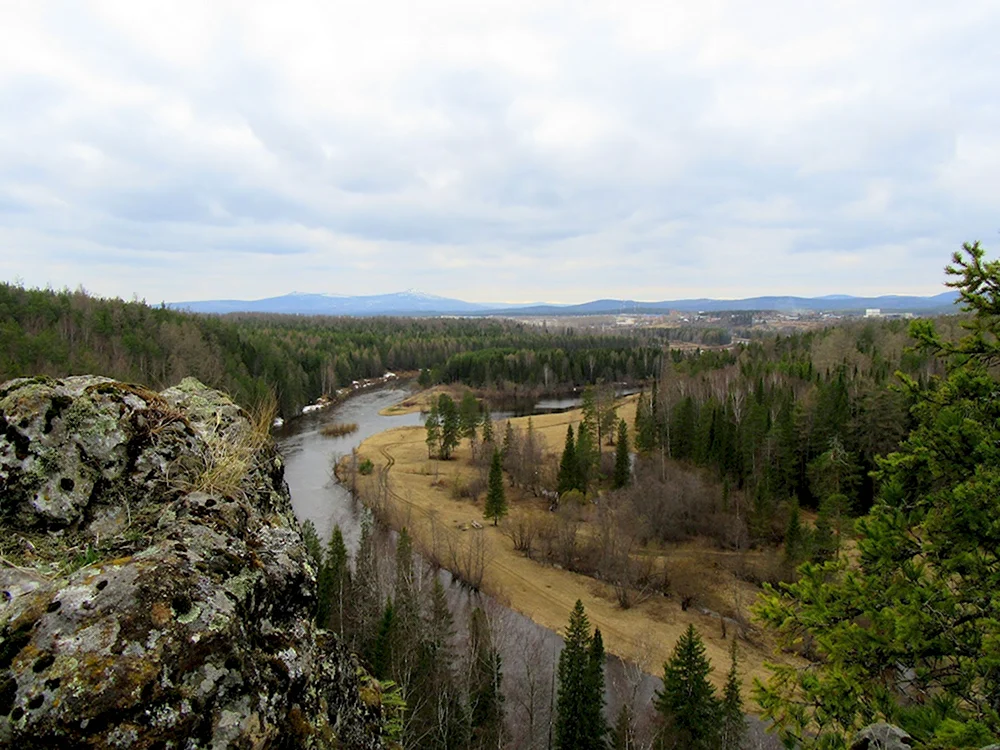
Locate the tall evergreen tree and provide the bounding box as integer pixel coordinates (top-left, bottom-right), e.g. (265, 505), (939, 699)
(468, 607), (505, 749)
(783, 500), (807, 568)
(558, 425), (578, 495)
(320, 525), (351, 635)
(350, 513), (382, 653)
(371, 599), (396, 680)
(412, 578), (469, 750)
(392, 529), (421, 690)
(576, 422), (597, 495)
(655, 625), (720, 750)
(583, 628), (609, 748)
(460, 390), (481, 454)
(613, 418), (631, 489)
(501, 420), (514, 464)
(556, 600), (606, 750)
(481, 404), (494, 446)
(484, 448), (508, 526)
(756, 242), (1000, 747)
(719, 640), (746, 750)
(611, 703), (635, 750)
(438, 394), (460, 459)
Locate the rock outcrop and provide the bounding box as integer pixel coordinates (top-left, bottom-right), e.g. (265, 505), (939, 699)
(0, 376), (386, 748)
(851, 723), (913, 749)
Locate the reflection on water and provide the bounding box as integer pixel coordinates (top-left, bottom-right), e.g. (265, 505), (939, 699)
(276, 386), (422, 550)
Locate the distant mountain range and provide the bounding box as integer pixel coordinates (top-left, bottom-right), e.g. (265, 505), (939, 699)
(170, 290), (961, 317)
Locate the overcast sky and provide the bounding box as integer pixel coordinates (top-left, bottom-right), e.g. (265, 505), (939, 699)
(1, 2), (998, 304)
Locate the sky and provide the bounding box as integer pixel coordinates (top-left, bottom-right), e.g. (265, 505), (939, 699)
(1, 1), (998, 305)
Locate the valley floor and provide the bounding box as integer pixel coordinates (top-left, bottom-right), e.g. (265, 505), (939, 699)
(347, 391), (797, 699)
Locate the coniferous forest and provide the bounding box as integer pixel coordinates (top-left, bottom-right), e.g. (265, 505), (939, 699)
(3, 244), (1000, 748)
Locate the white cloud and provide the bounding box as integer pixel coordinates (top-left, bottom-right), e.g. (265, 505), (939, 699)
(0, 0), (997, 303)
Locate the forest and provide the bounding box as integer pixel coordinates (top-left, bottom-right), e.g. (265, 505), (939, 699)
(2, 243), (999, 748)
(0, 282), (675, 417)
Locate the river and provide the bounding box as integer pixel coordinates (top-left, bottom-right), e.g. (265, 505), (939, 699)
(275, 384), (776, 748)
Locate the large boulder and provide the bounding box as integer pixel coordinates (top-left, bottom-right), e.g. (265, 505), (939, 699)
(851, 722), (913, 750)
(0, 376), (386, 748)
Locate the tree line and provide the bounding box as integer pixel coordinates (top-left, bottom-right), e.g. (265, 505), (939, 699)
(0, 283), (677, 418)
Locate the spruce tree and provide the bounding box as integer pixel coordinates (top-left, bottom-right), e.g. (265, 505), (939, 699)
(756, 242), (1000, 747)
(576, 422), (597, 495)
(350, 513), (382, 653)
(558, 425), (577, 496)
(393, 528), (421, 685)
(468, 607), (505, 749)
(460, 390), (480, 453)
(611, 703), (635, 750)
(484, 448), (508, 526)
(371, 599), (395, 680)
(583, 628), (609, 748)
(655, 625), (720, 750)
(501, 420), (514, 464)
(783, 500), (806, 568)
(613, 418), (631, 489)
(719, 639), (746, 750)
(556, 600), (606, 750)
(438, 394), (460, 459)
(321, 525), (351, 635)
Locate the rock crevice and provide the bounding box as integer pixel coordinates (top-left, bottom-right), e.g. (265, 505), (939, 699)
(0, 376), (385, 749)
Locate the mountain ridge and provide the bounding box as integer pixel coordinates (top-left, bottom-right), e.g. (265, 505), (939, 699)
(170, 290), (960, 316)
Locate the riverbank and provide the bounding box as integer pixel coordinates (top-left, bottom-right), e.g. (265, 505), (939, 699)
(344, 393), (794, 698)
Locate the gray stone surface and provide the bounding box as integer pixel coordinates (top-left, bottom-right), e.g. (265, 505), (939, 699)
(851, 722), (913, 750)
(0, 376), (385, 748)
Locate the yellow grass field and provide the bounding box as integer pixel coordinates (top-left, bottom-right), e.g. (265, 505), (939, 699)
(350, 392), (793, 698)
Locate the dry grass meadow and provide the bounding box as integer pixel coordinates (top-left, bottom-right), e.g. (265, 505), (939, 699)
(348, 391), (795, 698)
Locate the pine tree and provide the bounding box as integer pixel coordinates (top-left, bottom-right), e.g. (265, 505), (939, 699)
(321, 525), (351, 635)
(583, 628), (609, 748)
(460, 390), (480, 454)
(755, 242), (1000, 746)
(611, 703), (635, 750)
(558, 425), (577, 496)
(556, 600), (606, 750)
(468, 607), (505, 749)
(371, 599), (395, 680)
(719, 639), (746, 750)
(613, 418), (631, 489)
(576, 422), (597, 495)
(484, 448), (508, 526)
(414, 578), (470, 750)
(783, 500), (806, 568)
(392, 528), (421, 684)
(655, 625), (720, 750)
(349, 513), (382, 653)
(501, 420), (514, 464)
(438, 394), (460, 460)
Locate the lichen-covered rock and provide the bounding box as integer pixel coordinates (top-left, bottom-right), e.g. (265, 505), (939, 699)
(0, 376), (385, 748)
(851, 722), (913, 750)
